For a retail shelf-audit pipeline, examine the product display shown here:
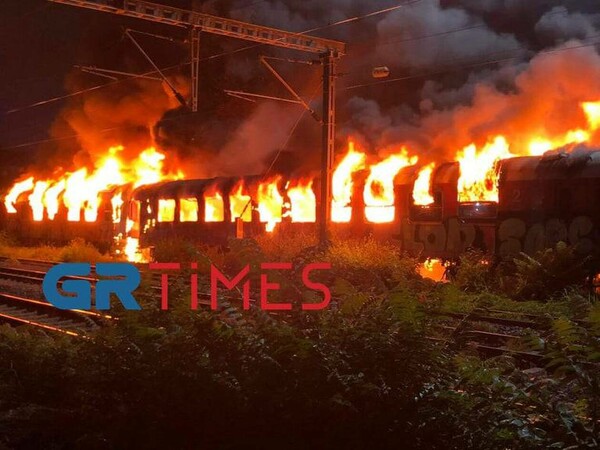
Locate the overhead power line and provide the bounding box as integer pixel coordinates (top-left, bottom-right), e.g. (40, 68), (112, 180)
(4, 0), (421, 115)
(344, 37), (600, 91)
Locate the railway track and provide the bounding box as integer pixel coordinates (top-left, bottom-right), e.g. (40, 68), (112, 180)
(0, 258), (552, 362)
(429, 308), (549, 364)
(0, 293), (107, 337)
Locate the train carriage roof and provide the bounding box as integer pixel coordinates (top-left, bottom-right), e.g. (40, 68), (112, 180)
(499, 148), (600, 183)
(131, 175), (266, 200)
(433, 161), (459, 185)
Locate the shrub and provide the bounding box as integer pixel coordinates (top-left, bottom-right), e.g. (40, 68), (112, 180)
(513, 242), (589, 301)
(453, 250), (495, 292)
(59, 238), (111, 262)
(0, 298), (440, 449)
(255, 230), (317, 261)
(151, 238), (204, 263)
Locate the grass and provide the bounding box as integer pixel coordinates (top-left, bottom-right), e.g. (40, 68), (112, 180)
(254, 229), (318, 261)
(0, 234), (113, 263)
(433, 283), (578, 319)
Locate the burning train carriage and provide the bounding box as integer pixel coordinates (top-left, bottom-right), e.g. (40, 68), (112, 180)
(397, 149), (600, 264)
(125, 170), (408, 251)
(127, 176), (269, 248)
(3, 141), (600, 269)
(495, 149), (600, 262)
(1, 189), (115, 252)
(400, 161), (497, 259)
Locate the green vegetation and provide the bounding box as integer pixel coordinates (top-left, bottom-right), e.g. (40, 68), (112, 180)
(0, 237), (598, 449)
(0, 234), (113, 263)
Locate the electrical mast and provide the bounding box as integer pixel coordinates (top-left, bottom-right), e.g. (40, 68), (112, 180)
(48, 0), (346, 244)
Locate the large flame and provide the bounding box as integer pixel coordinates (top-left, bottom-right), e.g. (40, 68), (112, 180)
(364, 150), (418, 223)
(331, 142), (367, 223)
(28, 181), (49, 222)
(457, 136), (513, 203)
(204, 187), (224, 223)
(44, 180), (66, 220)
(229, 181), (252, 223)
(4, 146), (180, 223)
(286, 179), (316, 223)
(6, 99), (600, 262)
(413, 163), (436, 206)
(5, 177), (34, 214)
(257, 177), (284, 232)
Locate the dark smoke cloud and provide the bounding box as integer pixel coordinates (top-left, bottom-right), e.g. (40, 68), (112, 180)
(536, 6), (599, 45)
(344, 43), (600, 162)
(374, 1), (523, 70)
(43, 0), (600, 179)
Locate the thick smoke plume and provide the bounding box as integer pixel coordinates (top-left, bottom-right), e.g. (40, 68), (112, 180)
(344, 44), (600, 161)
(43, 0), (600, 177)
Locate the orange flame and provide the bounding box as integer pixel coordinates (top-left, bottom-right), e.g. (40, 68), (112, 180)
(28, 181), (49, 222)
(204, 188), (224, 223)
(229, 181), (252, 223)
(286, 179), (316, 223)
(5, 177), (34, 213)
(457, 136), (513, 202)
(332, 142), (366, 223)
(44, 180), (66, 220)
(111, 192), (124, 224)
(413, 163), (436, 206)
(180, 198), (198, 223)
(4, 146), (181, 224)
(157, 199), (175, 223)
(364, 150), (417, 223)
(257, 177), (284, 232)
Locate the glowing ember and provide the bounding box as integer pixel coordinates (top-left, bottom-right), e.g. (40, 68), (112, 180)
(257, 177), (284, 232)
(124, 237), (149, 263)
(418, 259), (446, 281)
(413, 163), (435, 206)
(364, 150), (417, 223)
(332, 142), (366, 223)
(229, 181), (252, 223)
(204, 188), (224, 222)
(5, 177), (34, 213)
(286, 179), (316, 223)
(457, 136), (513, 202)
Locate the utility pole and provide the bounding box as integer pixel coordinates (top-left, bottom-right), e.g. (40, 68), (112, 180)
(190, 27), (200, 112)
(320, 50), (338, 245)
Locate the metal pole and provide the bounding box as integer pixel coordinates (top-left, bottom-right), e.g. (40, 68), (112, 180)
(319, 50), (337, 245)
(190, 27), (201, 112)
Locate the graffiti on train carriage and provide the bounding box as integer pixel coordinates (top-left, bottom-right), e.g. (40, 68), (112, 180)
(497, 216), (597, 257)
(400, 217), (493, 256)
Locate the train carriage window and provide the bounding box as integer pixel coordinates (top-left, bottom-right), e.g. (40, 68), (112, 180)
(180, 198), (198, 223)
(157, 199), (176, 223)
(204, 192), (225, 222)
(230, 189), (252, 223)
